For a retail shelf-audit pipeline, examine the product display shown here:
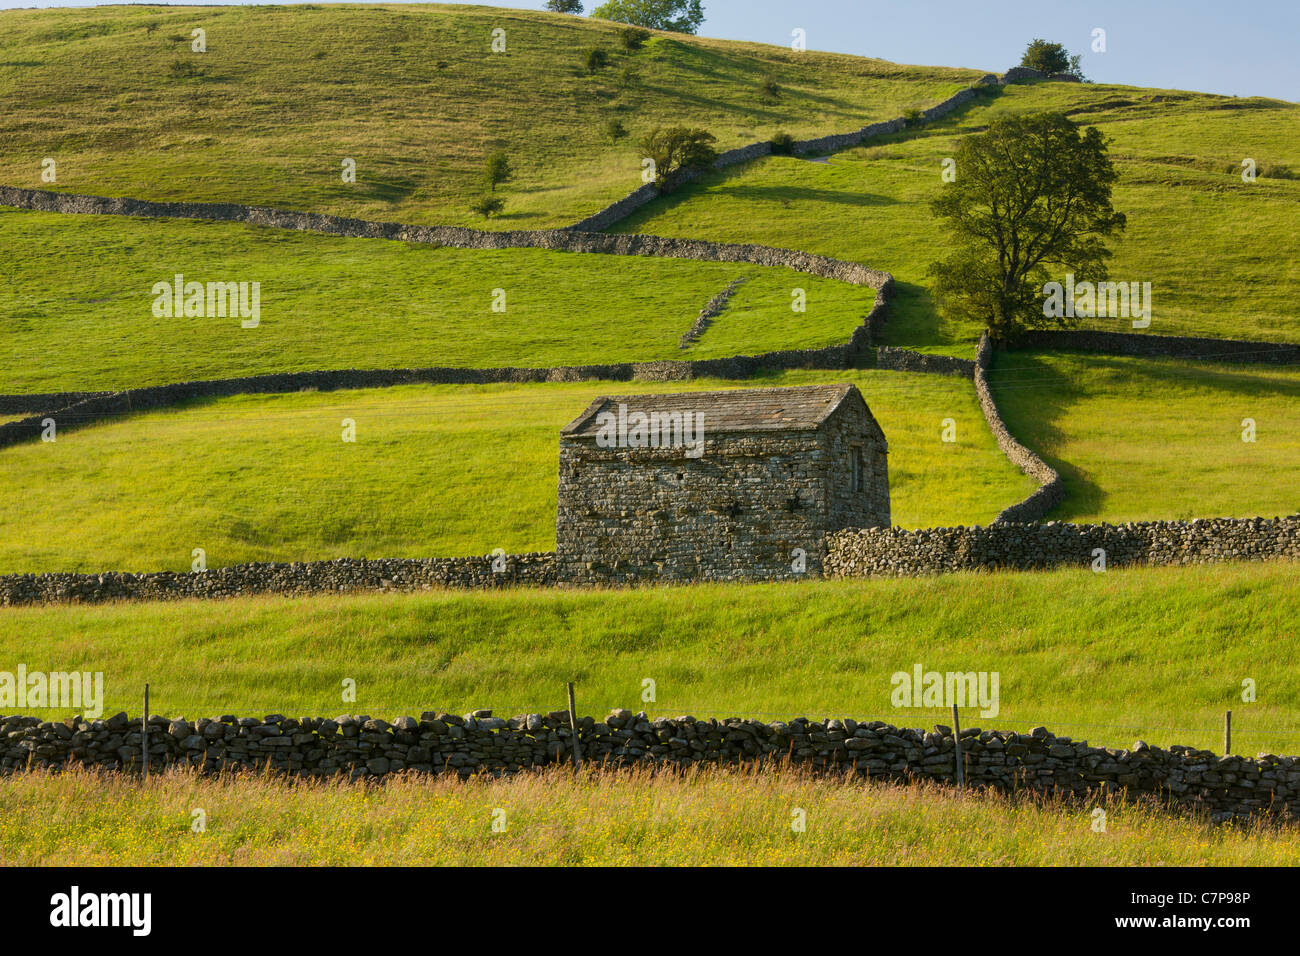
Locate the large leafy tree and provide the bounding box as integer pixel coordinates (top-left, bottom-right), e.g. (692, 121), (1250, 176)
(545, 0), (584, 13)
(929, 112), (1125, 340)
(592, 0), (705, 34)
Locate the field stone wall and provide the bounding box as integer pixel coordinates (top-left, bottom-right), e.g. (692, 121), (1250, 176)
(0, 555), (555, 607)
(2, 710), (1294, 823)
(825, 515), (1300, 577)
(974, 333), (1066, 523)
(1020, 329), (1300, 365)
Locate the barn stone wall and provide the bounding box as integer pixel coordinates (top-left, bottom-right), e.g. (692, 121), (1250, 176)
(556, 430), (838, 582)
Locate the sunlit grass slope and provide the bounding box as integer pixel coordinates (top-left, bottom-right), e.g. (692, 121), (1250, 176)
(4, 768), (1298, 866)
(0, 370), (1032, 571)
(0, 208), (876, 393)
(0, 3), (977, 228)
(990, 351), (1300, 522)
(2, 563), (1297, 755)
(618, 81), (1300, 351)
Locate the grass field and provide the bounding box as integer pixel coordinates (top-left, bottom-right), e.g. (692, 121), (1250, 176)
(991, 351), (1300, 522)
(0, 3), (976, 228)
(3, 766), (1297, 866)
(0, 370), (1032, 571)
(0, 208), (878, 394)
(618, 81), (1300, 350)
(2, 563), (1297, 755)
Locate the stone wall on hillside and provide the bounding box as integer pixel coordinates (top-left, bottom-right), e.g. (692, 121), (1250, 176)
(567, 75), (1005, 232)
(974, 333), (1066, 523)
(0, 555), (556, 606)
(0, 185), (891, 290)
(824, 515), (1300, 578)
(1, 711), (1292, 823)
(1020, 329), (1300, 365)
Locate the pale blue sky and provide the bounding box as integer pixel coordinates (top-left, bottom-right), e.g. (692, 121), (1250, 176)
(3, 0), (1296, 100)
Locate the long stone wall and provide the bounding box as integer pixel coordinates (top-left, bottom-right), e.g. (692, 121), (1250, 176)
(1020, 329), (1300, 365)
(824, 515), (1300, 578)
(1, 710), (1292, 822)
(567, 75), (1000, 232)
(0, 554), (556, 607)
(0, 185), (891, 291)
(974, 333), (1066, 523)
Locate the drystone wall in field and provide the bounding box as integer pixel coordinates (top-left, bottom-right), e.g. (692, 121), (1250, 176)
(1020, 329), (1300, 365)
(0, 555), (556, 607)
(824, 515), (1300, 577)
(973, 333), (1066, 523)
(1, 711), (1292, 823)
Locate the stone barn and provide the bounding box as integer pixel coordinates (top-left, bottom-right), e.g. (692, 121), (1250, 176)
(555, 383), (889, 582)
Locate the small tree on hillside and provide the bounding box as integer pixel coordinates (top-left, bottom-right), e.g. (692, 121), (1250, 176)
(545, 0), (585, 13)
(470, 195), (505, 218)
(1020, 38), (1085, 79)
(639, 126), (716, 188)
(483, 150), (512, 192)
(928, 112), (1125, 341)
(592, 0), (705, 34)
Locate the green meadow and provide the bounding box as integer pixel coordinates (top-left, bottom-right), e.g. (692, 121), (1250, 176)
(2, 563), (1297, 755)
(0, 370), (1032, 572)
(0, 208), (877, 394)
(618, 82), (1300, 351)
(4, 768), (1297, 866)
(0, 3), (975, 228)
(990, 351), (1300, 522)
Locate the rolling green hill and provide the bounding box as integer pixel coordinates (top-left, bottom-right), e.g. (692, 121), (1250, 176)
(618, 81), (1300, 351)
(0, 3), (976, 228)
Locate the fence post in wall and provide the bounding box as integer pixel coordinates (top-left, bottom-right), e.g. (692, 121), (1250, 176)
(1224, 710), (1232, 757)
(567, 682), (583, 771)
(952, 704), (964, 790)
(142, 682), (150, 781)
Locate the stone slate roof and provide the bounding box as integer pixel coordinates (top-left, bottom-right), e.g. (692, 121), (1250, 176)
(561, 383), (882, 440)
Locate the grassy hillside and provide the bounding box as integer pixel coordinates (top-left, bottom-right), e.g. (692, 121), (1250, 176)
(0, 3), (977, 228)
(991, 351), (1300, 522)
(2, 562), (1297, 754)
(5, 768), (1298, 866)
(0, 370), (1032, 571)
(0, 209), (878, 393)
(618, 81), (1300, 351)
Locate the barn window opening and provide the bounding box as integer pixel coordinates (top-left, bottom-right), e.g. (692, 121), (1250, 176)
(850, 445), (863, 492)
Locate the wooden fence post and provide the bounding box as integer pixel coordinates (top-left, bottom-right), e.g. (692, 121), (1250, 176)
(142, 682), (150, 780)
(1224, 710), (1232, 757)
(952, 704), (963, 790)
(566, 682), (582, 770)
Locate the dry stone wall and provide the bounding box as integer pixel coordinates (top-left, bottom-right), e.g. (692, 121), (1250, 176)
(0, 555), (555, 607)
(1020, 329), (1300, 365)
(2, 710), (1293, 822)
(974, 333), (1066, 523)
(825, 515), (1300, 577)
(568, 75), (1001, 232)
